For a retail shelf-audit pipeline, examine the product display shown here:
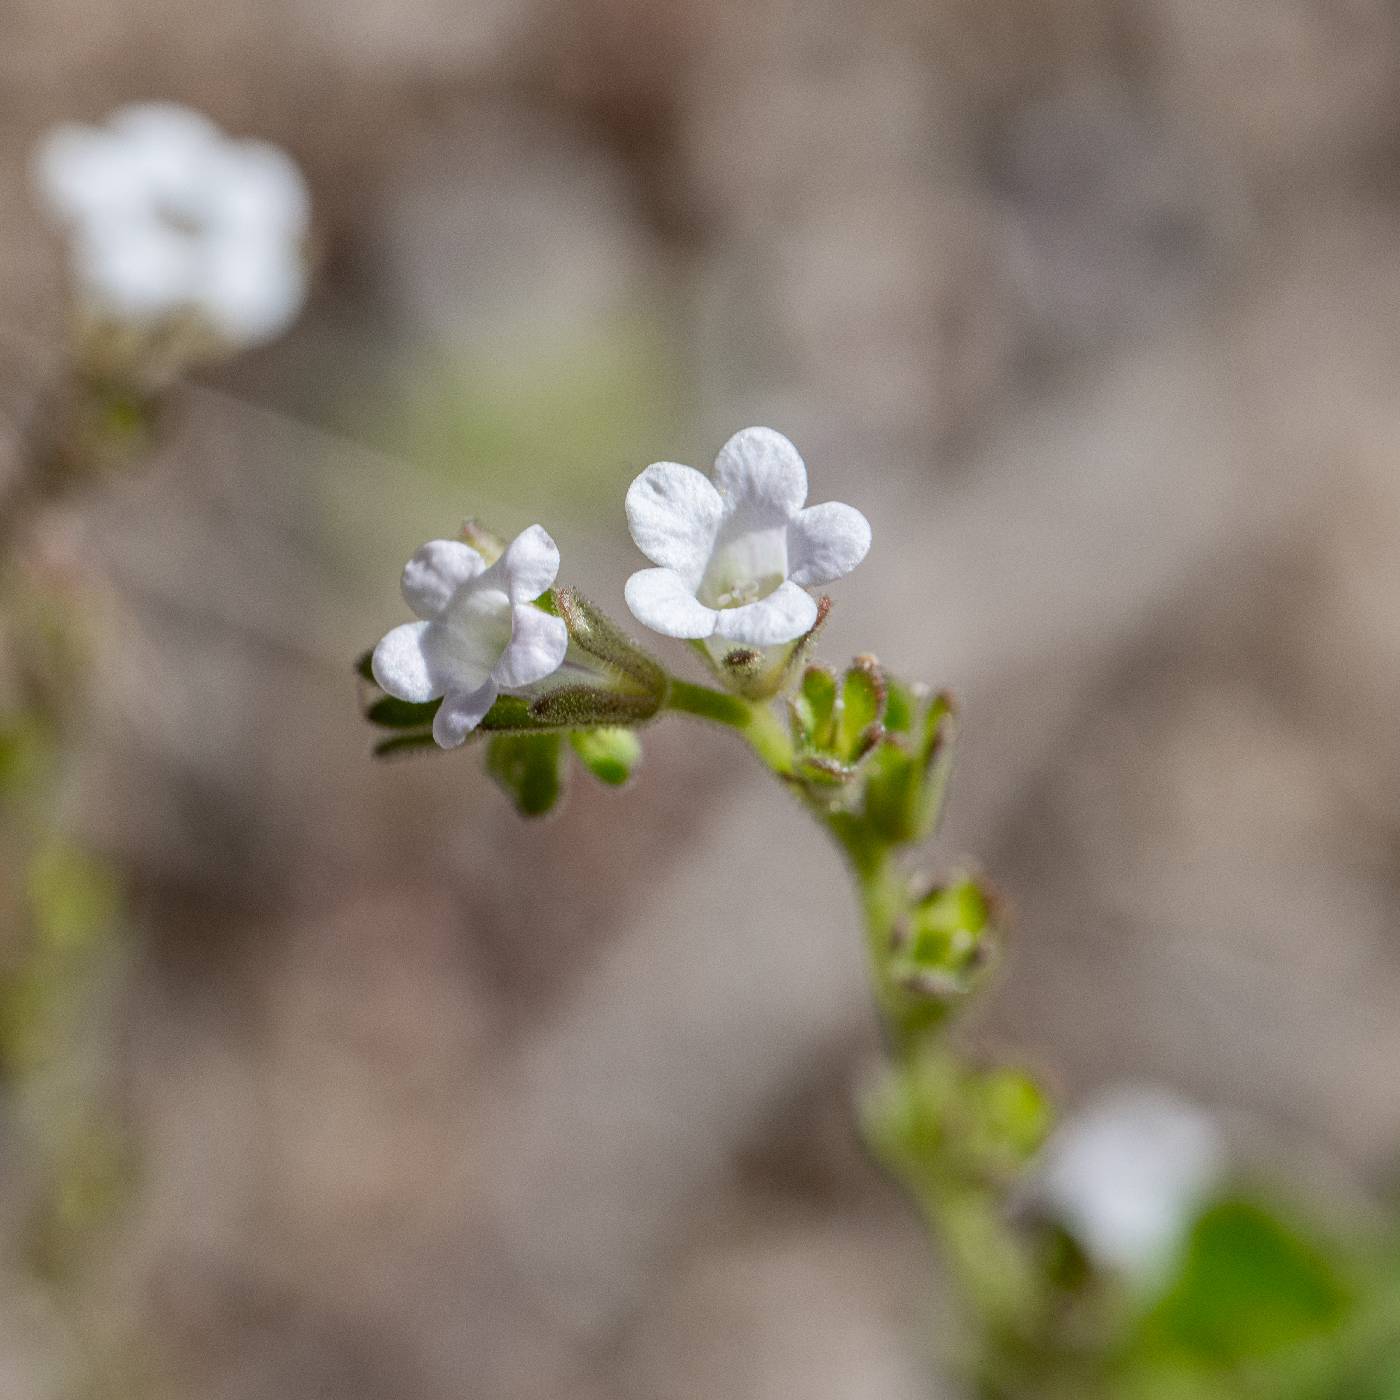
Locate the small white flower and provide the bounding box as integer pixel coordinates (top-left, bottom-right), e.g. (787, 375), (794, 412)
(372, 525), (569, 749)
(1036, 1085), (1225, 1280)
(623, 427), (871, 648)
(34, 102), (310, 347)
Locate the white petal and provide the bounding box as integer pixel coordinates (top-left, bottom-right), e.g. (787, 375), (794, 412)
(712, 427), (807, 527)
(109, 102), (222, 154)
(624, 567), (718, 639)
(625, 462), (724, 585)
(371, 621), (442, 703)
(494, 606), (568, 688)
(212, 140), (311, 236)
(711, 580), (818, 646)
(200, 238), (307, 345)
(111, 104), (223, 220)
(32, 124), (138, 225)
(71, 221), (196, 323)
(433, 679), (499, 749)
(787, 501), (871, 586)
(497, 524), (561, 603)
(401, 539), (485, 619)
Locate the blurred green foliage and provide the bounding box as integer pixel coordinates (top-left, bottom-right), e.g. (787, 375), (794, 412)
(396, 313), (684, 520)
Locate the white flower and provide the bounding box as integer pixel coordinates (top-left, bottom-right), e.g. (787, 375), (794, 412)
(34, 102), (310, 347)
(372, 526), (569, 749)
(623, 427), (871, 647)
(1036, 1085), (1225, 1280)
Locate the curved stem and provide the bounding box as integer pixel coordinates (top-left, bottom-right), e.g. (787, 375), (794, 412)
(663, 676), (794, 773)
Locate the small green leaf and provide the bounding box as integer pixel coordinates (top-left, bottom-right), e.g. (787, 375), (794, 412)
(570, 728), (642, 787)
(486, 732), (569, 817)
(367, 695), (442, 729)
(354, 649), (376, 682)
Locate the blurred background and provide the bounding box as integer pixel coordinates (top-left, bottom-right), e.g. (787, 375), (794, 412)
(2, 0), (1400, 1395)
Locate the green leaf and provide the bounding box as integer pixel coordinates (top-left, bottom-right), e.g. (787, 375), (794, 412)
(486, 733), (569, 817)
(570, 728), (642, 787)
(354, 649), (376, 682)
(367, 695), (442, 728)
(1142, 1199), (1354, 1364)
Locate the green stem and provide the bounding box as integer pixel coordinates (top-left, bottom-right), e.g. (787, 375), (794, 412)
(663, 677), (794, 773)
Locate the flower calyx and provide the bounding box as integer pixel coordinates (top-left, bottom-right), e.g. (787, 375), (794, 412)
(692, 594), (831, 701)
(862, 686), (958, 844)
(788, 653), (888, 789)
(889, 875), (1002, 1006)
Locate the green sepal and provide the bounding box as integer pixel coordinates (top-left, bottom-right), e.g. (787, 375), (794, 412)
(883, 678), (918, 734)
(797, 753), (857, 786)
(890, 876), (998, 1001)
(838, 656), (886, 759)
(459, 518), (506, 564)
(692, 595), (832, 701)
(555, 588), (666, 698)
(864, 691), (957, 844)
(792, 665), (838, 749)
(570, 727), (643, 787)
(528, 686), (660, 727)
(485, 732), (569, 817)
(373, 731), (438, 759)
(863, 1046), (1052, 1196)
(367, 695), (442, 729)
(354, 649), (376, 683)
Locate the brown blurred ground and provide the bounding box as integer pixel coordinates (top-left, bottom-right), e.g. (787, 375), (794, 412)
(2, 1), (1400, 1396)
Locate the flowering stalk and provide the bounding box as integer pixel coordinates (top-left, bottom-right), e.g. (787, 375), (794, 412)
(365, 425), (1400, 1395)
(361, 427), (1072, 1392)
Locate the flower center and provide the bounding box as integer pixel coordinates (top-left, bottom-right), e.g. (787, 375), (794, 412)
(155, 196), (208, 240)
(699, 527), (787, 611)
(710, 573), (783, 609)
(441, 585), (515, 680)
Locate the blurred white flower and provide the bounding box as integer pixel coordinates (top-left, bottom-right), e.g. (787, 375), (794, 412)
(1036, 1085), (1226, 1280)
(624, 427), (870, 647)
(372, 526), (569, 749)
(34, 102), (310, 347)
